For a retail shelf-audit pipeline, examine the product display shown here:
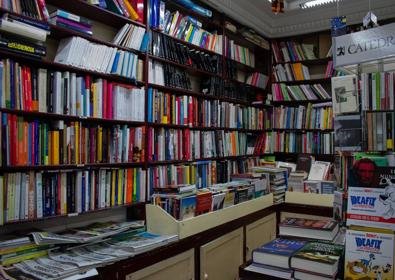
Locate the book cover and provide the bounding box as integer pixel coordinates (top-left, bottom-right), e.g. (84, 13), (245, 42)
(280, 217), (337, 231)
(331, 75), (359, 115)
(334, 114), (362, 152)
(345, 228), (393, 280)
(292, 242), (343, 265)
(254, 238), (306, 257)
(179, 195), (196, 220)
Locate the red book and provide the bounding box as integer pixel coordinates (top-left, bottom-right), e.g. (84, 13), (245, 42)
(195, 191), (212, 216)
(188, 96), (193, 126)
(85, 76), (91, 116)
(126, 168), (133, 203)
(102, 79), (107, 118)
(90, 127), (95, 163)
(131, 0), (144, 23)
(31, 122), (35, 165)
(107, 82), (113, 119)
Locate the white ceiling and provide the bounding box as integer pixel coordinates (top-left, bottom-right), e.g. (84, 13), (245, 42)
(203, 0), (395, 38)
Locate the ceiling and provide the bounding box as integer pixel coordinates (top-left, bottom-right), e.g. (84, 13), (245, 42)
(203, 0), (395, 38)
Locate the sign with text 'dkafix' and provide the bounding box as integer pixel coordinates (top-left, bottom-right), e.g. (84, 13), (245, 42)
(334, 23), (395, 67)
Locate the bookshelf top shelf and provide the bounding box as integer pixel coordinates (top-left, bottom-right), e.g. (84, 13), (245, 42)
(45, 0), (146, 28)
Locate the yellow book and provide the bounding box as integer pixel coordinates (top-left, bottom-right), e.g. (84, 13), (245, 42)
(117, 169), (123, 205)
(75, 122), (79, 164)
(185, 166), (190, 185)
(61, 173), (67, 214)
(292, 63), (305, 80)
(111, 170), (116, 206)
(161, 94), (167, 124)
(92, 83), (97, 118)
(123, 0), (139, 21)
(185, 24), (194, 42)
(97, 126), (103, 162)
(52, 130), (60, 165)
(1, 250), (47, 266)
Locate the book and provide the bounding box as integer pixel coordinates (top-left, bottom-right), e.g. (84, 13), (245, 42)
(252, 238), (306, 269)
(345, 228), (393, 279)
(291, 241), (344, 276)
(334, 114), (362, 152)
(331, 75), (359, 115)
(244, 263), (293, 279)
(179, 195), (196, 220)
(308, 161), (331, 181)
(279, 217), (339, 241)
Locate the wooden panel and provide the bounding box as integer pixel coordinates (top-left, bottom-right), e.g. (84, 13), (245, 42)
(245, 213), (277, 261)
(200, 228), (243, 280)
(285, 191), (334, 207)
(125, 249), (194, 280)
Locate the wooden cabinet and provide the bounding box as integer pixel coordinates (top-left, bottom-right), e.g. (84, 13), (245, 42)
(125, 249), (194, 280)
(245, 213), (277, 261)
(200, 228), (243, 280)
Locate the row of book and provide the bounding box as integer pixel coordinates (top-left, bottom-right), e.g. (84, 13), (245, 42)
(148, 60), (191, 90)
(361, 71), (395, 111)
(147, 88), (267, 129)
(151, 31), (221, 74)
(54, 37), (144, 80)
(271, 40), (317, 63)
(273, 63), (311, 82)
(272, 83), (331, 101)
(245, 72), (269, 89)
(366, 112), (394, 152)
(153, 7), (222, 54)
(87, 0), (144, 23)
(271, 103), (334, 130)
(255, 131), (334, 154)
(0, 168), (146, 224)
(147, 157), (260, 191)
(0, 0), (49, 21)
(0, 60), (145, 121)
(224, 36), (255, 67)
(50, 9), (93, 36)
(147, 128), (256, 161)
(251, 166), (287, 204)
(0, 115), (145, 166)
(113, 23), (148, 51)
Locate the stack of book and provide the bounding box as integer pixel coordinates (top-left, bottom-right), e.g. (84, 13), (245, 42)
(113, 23), (147, 51)
(272, 83), (331, 102)
(55, 37), (144, 80)
(271, 40), (316, 63)
(0, 168), (147, 224)
(361, 71), (395, 111)
(50, 10), (93, 36)
(366, 111), (394, 152)
(0, 13), (50, 58)
(251, 166), (287, 204)
(272, 103), (333, 130)
(245, 72), (269, 89)
(287, 171), (307, 192)
(87, 0), (144, 23)
(231, 172), (271, 198)
(224, 36), (255, 67)
(273, 63), (311, 82)
(246, 236), (343, 279)
(0, 0), (50, 21)
(148, 60), (192, 90)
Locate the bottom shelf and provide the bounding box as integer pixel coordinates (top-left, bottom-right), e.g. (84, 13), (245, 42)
(146, 194), (274, 239)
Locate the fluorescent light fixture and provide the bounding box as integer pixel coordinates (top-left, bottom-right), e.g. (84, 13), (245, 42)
(301, 0), (337, 8)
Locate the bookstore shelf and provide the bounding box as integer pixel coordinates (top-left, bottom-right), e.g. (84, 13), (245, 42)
(0, 162), (145, 172)
(273, 152), (335, 160)
(272, 99), (332, 105)
(147, 83), (262, 107)
(229, 79), (270, 93)
(223, 28), (267, 53)
(150, 28), (220, 57)
(273, 78), (331, 85)
(0, 108), (147, 127)
(45, 0), (146, 28)
(3, 202), (146, 226)
(146, 193), (273, 239)
(50, 24), (145, 58)
(148, 54), (222, 78)
(147, 122), (263, 133)
(0, 49), (145, 87)
(284, 191), (334, 207)
(272, 57), (332, 66)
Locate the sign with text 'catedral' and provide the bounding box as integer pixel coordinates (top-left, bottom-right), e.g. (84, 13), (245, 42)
(334, 23), (395, 67)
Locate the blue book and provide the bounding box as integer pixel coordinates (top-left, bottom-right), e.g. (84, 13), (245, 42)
(180, 98), (184, 126)
(151, 0), (159, 28)
(121, 51), (129, 78)
(98, 0), (107, 8)
(252, 238), (306, 269)
(173, 0), (212, 17)
(81, 78), (86, 117)
(180, 195), (196, 220)
(28, 123), (32, 165)
(140, 32), (150, 52)
(111, 51), (121, 74)
(136, 169), (140, 202)
(127, 52), (135, 79)
(147, 88), (153, 122)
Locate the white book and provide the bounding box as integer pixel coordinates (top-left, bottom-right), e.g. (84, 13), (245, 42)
(38, 68), (47, 113)
(36, 173), (43, 219)
(24, 174), (29, 220)
(14, 173), (21, 221)
(308, 161), (330, 181)
(331, 75), (359, 115)
(70, 73), (77, 116)
(121, 51), (130, 77)
(0, 18), (47, 42)
(113, 23), (130, 45)
(105, 171), (111, 208)
(106, 48), (117, 74)
(53, 72), (62, 114)
(116, 51), (125, 76)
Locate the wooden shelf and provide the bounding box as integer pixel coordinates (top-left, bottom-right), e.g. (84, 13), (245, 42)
(0, 108), (146, 127)
(0, 49), (145, 87)
(148, 154), (265, 166)
(46, 0), (146, 28)
(148, 122), (263, 133)
(272, 99), (332, 105)
(227, 79), (270, 93)
(151, 29), (220, 57)
(3, 202), (146, 226)
(364, 109), (395, 113)
(148, 54), (222, 78)
(147, 83), (259, 107)
(273, 78), (331, 85)
(0, 162), (145, 172)
(273, 57), (331, 66)
(284, 191), (334, 207)
(146, 194), (273, 239)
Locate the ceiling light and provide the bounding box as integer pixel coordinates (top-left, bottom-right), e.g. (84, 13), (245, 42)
(301, 0), (337, 9)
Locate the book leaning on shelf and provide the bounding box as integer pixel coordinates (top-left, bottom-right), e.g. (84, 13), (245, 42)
(272, 83), (331, 102)
(271, 40), (317, 63)
(273, 63), (311, 82)
(113, 23), (148, 51)
(86, 0), (144, 23)
(224, 36), (255, 67)
(54, 37), (144, 80)
(0, 59), (145, 120)
(0, 115), (145, 166)
(0, 168), (146, 224)
(50, 9), (93, 36)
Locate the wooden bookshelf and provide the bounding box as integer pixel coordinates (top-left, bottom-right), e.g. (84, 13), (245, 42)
(272, 99), (332, 105)
(266, 128), (334, 132)
(147, 122), (263, 133)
